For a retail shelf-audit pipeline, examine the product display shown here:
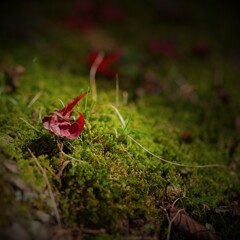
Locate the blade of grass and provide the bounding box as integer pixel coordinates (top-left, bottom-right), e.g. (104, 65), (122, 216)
(111, 105), (225, 169)
(90, 52), (104, 102)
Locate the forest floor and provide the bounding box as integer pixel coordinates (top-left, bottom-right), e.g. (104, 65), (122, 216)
(0, 1), (240, 239)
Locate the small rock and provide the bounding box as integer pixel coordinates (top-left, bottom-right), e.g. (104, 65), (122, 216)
(36, 210), (51, 223)
(22, 191), (39, 201)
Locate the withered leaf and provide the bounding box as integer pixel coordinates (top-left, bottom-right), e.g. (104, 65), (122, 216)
(167, 204), (221, 240)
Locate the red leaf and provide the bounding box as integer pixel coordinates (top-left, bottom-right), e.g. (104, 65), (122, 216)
(148, 39), (177, 58)
(87, 49), (122, 77)
(42, 93), (86, 139)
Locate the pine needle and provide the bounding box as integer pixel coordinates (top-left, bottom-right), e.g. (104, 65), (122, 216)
(27, 147), (61, 226)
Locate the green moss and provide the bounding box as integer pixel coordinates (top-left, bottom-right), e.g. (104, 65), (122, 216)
(0, 13), (240, 239)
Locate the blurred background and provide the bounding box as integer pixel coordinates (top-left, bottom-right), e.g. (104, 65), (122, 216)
(1, 0), (239, 54)
(1, 0), (240, 89)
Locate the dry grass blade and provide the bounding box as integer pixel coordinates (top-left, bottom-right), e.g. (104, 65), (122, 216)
(27, 147), (61, 226)
(110, 105), (224, 169)
(90, 52), (105, 101)
(60, 151), (86, 164)
(56, 160), (70, 178)
(19, 117), (40, 132)
(27, 92), (42, 108)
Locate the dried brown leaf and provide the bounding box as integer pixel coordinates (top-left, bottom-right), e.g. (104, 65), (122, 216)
(167, 204), (221, 240)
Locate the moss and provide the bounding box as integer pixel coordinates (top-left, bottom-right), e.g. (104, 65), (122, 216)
(0, 7), (240, 239)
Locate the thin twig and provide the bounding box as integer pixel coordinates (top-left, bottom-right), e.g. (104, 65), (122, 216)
(128, 135), (223, 168)
(27, 147), (61, 226)
(167, 209), (184, 240)
(90, 52), (105, 101)
(161, 197), (185, 240)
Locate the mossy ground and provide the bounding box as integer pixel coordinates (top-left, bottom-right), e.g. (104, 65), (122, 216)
(0, 1), (240, 239)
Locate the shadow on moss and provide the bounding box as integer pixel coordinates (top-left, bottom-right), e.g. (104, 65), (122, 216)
(25, 134), (59, 158)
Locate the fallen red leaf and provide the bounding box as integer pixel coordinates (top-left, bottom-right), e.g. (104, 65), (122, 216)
(87, 49), (122, 77)
(148, 39), (177, 58)
(42, 93), (86, 139)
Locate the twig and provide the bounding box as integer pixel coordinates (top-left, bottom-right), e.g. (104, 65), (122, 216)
(128, 135), (222, 168)
(27, 147), (61, 226)
(166, 208), (184, 240)
(161, 197), (185, 240)
(90, 52), (105, 101)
